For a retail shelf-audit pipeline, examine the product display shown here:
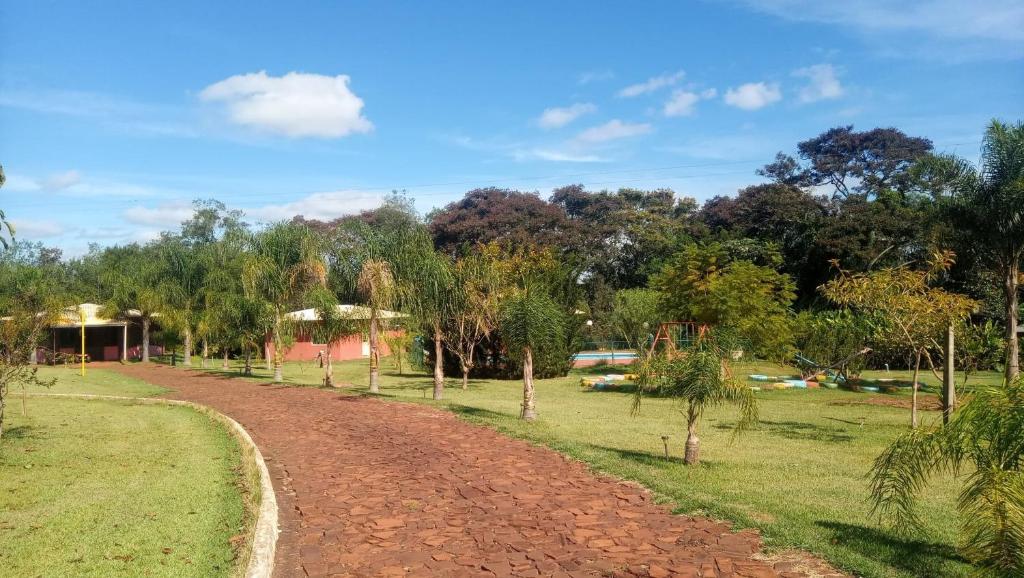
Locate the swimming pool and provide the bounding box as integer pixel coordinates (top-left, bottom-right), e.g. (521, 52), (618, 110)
(573, 351), (638, 360)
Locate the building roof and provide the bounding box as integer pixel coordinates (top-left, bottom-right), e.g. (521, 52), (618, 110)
(50, 303), (142, 328)
(285, 304), (407, 322)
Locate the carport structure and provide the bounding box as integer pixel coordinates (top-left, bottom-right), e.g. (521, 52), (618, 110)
(46, 303), (136, 362)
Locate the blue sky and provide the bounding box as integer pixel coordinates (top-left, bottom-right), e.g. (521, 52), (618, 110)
(1, 0), (1021, 255)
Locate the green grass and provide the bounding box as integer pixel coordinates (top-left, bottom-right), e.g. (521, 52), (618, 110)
(0, 367), (249, 577)
(28, 364), (168, 397)
(191, 355), (985, 577)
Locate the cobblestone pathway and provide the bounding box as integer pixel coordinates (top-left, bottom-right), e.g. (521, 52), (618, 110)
(111, 364), (839, 578)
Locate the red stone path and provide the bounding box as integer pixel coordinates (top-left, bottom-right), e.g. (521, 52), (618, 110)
(111, 364), (840, 578)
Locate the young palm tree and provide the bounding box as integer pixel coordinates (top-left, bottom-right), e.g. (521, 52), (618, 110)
(242, 223), (326, 383)
(924, 120), (1024, 381)
(499, 289), (565, 420)
(446, 254), (500, 391)
(634, 331), (758, 465)
(357, 259), (396, 394)
(159, 237), (209, 367)
(869, 379), (1024, 576)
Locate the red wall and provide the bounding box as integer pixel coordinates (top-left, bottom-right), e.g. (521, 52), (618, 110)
(266, 330), (403, 362)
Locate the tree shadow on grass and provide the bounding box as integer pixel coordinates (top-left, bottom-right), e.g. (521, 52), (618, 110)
(1, 425), (39, 440)
(585, 443), (723, 469)
(815, 520), (967, 576)
(709, 419), (854, 443)
(581, 384), (640, 394)
(448, 405), (516, 421)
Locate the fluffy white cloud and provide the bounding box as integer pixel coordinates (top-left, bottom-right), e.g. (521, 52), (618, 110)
(245, 191), (384, 221)
(122, 201), (195, 226)
(723, 82), (782, 110)
(575, 120), (653, 144)
(617, 71), (685, 97)
(537, 103), (597, 129)
(793, 64), (844, 102)
(577, 70), (615, 85)
(38, 170), (81, 190)
(200, 71), (373, 138)
(663, 89), (718, 117)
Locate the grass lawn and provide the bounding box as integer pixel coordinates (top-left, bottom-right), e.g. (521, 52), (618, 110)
(0, 366), (250, 577)
(192, 354), (985, 577)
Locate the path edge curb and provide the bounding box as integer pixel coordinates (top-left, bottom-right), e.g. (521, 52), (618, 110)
(27, 392), (279, 578)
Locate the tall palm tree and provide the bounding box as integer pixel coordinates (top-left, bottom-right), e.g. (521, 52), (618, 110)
(927, 120), (1024, 381)
(633, 331), (758, 465)
(100, 245), (164, 362)
(242, 223), (326, 383)
(357, 259), (396, 393)
(499, 288), (565, 420)
(160, 237), (209, 367)
(868, 379), (1024, 576)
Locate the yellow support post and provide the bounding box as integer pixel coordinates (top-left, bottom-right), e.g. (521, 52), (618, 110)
(79, 306), (86, 377)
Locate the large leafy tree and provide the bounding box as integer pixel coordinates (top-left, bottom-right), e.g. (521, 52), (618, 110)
(429, 188), (577, 254)
(607, 288), (662, 356)
(634, 331), (758, 465)
(242, 222), (327, 383)
(869, 379), (1024, 576)
(919, 120), (1024, 381)
(821, 254), (977, 428)
(653, 243), (797, 360)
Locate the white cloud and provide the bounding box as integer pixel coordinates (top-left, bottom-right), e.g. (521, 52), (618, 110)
(663, 88), (718, 117)
(245, 191), (384, 221)
(9, 219), (64, 238)
(122, 201), (195, 226)
(618, 71), (685, 98)
(723, 82), (782, 110)
(575, 120), (653, 144)
(793, 64), (844, 102)
(199, 71), (373, 138)
(512, 148), (605, 163)
(577, 70), (615, 85)
(734, 0), (1024, 58)
(38, 170), (81, 190)
(537, 103), (597, 129)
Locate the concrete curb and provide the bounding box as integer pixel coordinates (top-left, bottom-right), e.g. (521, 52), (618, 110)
(27, 393), (279, 578)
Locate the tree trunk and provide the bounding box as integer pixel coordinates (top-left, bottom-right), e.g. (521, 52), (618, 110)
(244, 348), (253, 376)
(521, 347), (537, 420)
(142, 317), (151, 363)
(265, 340), (273, 371)
(461, 364), (470, 391)
(1005, 260), (1020, 382)
(222, 348), (229, 370)
(183, 328), (193, 367)
(201, 338), (208, 368)
(942, 324), (956, 424)
(324, 351), (334, 388)
(29, 347), (37, 365)
(272, 318), (283, 383)
(432, 325), (444, 400)
(0, 391), (6, 440)
(684, 405), (700, 465)
(369, 313), (380, 393)
(911, 350), (921, 429)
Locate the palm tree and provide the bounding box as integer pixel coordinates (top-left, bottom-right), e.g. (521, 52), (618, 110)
(499, 289), (565, 420)
(926, 120), (1024, 381)
(100, 245), (164, 362)
(242, 223), (326, 383)
(634, 331), (758, 465)
(868, 379), (1024, 576)
(159, 237), (209, 367)
(357, 259), (396, 394)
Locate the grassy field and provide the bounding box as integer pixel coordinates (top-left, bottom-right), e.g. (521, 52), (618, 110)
(0, 366), (249, 577)
(188, 354), (984, 578)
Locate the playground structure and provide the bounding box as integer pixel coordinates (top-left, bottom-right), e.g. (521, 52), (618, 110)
(647, 321), (703, 358)
(794, 347), (872, 384)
